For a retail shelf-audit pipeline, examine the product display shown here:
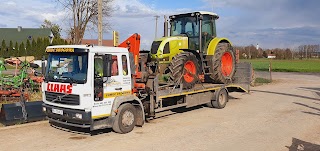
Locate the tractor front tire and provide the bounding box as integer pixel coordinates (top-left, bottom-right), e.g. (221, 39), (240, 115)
(210, 43), (236, 83)
(168, 52), (199, 89)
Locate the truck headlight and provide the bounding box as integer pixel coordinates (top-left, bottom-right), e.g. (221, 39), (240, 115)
(42, 107), (46, 112)
(75, 113), (82, 119)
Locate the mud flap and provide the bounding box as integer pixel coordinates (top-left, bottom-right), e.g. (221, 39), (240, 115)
(0, 101), (46, 125)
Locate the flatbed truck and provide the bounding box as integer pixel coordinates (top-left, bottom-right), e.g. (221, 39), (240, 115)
(42, 34), (251, 134)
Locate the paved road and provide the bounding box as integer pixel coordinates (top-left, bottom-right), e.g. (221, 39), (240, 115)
(0, 72), (319, 151)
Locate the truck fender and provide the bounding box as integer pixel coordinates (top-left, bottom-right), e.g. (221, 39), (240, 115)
(111, 95), (145, 126)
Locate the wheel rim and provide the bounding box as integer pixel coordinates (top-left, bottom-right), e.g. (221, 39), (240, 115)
(121, 110), (134, 127)
(183, 60), (196, 83)
(221, 52), (233, 77)
(218, 92), (225, 105)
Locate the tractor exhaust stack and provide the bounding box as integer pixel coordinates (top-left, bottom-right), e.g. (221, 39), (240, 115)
(164, 15), (168, 37)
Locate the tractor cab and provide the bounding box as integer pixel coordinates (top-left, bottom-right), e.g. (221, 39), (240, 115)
(150, 11), (219, 63)
(170, 11), (219, 51)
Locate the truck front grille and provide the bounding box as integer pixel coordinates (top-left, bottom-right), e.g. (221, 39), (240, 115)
(45, 92), (80, 105)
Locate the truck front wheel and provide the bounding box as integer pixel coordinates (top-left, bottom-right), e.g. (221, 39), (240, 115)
(112, 104), (137, 134)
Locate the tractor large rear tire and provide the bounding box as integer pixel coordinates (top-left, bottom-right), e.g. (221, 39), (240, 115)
(210, 43), (236, 83)
(168, 52), (199, 89)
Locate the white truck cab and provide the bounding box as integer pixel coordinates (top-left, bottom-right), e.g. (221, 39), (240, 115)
(42, 45), (145, 133)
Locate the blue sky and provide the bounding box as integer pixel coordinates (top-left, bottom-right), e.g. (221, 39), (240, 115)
(0, 0), (319, 50)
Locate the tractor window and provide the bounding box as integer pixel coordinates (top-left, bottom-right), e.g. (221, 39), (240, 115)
(122, 55), (128, 76)
(171, 17), (199, 37)
(202, 15), (215, 38)
(163, 42), (170, 54)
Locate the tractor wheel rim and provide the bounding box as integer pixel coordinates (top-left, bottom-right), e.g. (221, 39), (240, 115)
(184, 61), (196, 83)
(221, 52), (233, 77)
(122, 110), (134, 127)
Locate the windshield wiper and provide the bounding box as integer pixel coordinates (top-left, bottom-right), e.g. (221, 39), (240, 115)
(61, 76), (78, 85)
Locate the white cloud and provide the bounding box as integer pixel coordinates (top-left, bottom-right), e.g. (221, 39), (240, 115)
(2, 0), (318, 49)
(0, 0), (66, 28)
(97, 0), (193, 49)
(5, 1), (16, 6)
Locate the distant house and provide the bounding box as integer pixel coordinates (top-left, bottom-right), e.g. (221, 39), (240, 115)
(0, 26), (52, 45)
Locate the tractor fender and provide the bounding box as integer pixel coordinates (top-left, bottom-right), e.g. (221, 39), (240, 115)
(111, 95), (145, 126)
(206, 37), (233, 55)
(182, 49), (203, 66)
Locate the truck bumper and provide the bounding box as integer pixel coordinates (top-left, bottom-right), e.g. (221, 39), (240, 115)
(43, 104), (115, 131)
(43, 104), (92, 128)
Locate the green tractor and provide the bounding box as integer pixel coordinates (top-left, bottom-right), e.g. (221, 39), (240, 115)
(150, 11), (236, 89)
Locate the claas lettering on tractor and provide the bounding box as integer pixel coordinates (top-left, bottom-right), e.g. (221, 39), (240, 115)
(42, 11), (252, 134)
(150, 11), (235, 89)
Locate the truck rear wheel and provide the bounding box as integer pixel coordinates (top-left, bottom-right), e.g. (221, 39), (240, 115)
(210, 43), (236, 83)
(112, 104), (137, 134)
(168, 52), (199, 89)
(208, 88), (228, 109)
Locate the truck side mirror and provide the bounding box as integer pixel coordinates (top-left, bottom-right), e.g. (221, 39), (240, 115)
(103, 54), (112, 77)
(42, 55), (46, 76)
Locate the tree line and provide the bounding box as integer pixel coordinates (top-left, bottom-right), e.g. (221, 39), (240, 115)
(235, 44), (320, 60)
(0, 37), (68, 60)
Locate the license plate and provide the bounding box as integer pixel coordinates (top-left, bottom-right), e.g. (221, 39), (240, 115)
(52, 108), (63, 115)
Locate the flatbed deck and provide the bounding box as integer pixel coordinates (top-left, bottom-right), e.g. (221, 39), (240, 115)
(147, 62), (252, 115)
(157, 83), (249, 99)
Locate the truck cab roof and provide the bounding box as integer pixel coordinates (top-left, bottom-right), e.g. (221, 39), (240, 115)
(46, 45), (129, 54)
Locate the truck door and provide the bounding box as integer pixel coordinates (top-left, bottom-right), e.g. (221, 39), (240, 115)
(92, 54), (132, 119)
(104, 54), (132, 113)
(106, 54), (132, 98)
(119, 54), (132, 94)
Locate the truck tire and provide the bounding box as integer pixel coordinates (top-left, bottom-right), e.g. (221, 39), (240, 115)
(209, 88), (228, 109)
(112, 104), (137, 134)
(210, 43), (236, 83)
(168, 52), (199, 89)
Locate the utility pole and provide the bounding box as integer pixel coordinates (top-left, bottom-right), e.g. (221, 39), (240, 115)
(305, 45), (308, 59)
(154, 15), (160, 39)
(98, 0), (103, 46)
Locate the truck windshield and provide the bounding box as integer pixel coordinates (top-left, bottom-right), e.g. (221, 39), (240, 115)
(46, 52), (88, 84)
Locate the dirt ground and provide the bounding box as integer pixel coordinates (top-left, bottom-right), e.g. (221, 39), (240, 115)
(0, 72), (319, 151)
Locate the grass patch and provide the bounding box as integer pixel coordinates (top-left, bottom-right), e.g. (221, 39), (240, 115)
(253, 77), (271, 86)
(241, 59), (320, 72)
(255, 77), (271, 83)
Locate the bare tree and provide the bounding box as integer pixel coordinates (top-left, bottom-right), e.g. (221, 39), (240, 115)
(41, 19), (62, 38)
(57, 0), (113, 44)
